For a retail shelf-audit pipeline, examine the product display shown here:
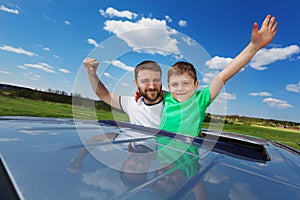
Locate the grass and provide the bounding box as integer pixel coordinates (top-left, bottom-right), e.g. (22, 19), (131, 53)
(202, 122), (300, 150)
(1, 95), (299, 150)
(0, 95), (129, 121)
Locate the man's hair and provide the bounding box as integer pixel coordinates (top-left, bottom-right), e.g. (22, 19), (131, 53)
(134, 60), (162, 80)
(168, 61), (197, 83)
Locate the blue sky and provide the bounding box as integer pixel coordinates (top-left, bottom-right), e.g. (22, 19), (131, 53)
(0, 0), (299, 123)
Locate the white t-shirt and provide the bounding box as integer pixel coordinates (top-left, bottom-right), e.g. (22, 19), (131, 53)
(120, 96), (163, 129)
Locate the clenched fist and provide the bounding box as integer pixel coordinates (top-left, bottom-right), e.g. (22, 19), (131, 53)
(83, 58), (99, 74)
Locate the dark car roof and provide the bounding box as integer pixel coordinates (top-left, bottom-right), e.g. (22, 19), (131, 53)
(0, 116), (299, 200)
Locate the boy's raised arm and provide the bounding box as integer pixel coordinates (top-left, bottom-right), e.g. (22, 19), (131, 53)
(83, 58), (122, 110)
(209, 14), (278, 101)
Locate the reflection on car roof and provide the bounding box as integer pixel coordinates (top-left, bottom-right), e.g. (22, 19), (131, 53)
(0, 116), (299, 200)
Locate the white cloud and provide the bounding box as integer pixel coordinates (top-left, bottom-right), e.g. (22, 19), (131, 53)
(87, 38), (99, 47)
(178, 20), (187, 27)
(219, 92), (237, 100)
(22, 72), (41, 81)
(103, 72), (118, 80)
(205, 56), (233, 70)
(0, 5), (19, 14)
(263, 98), (293, 109)
(64, 20), (71, 25)
(249, 92), (272, 97)
(103, 72), (113, 79)
(212, 92), (236, 104)
(0, 70), (11, 75)
(0, 138), (20, 142)
(43, 47), (50, 51)
(99, 7), (137, 20)
(104, 17), (179, 56)
(229, 183), (258, 200)
(23, 63), (56, 73)
(17, 65), (26, 69)
(249, 45), (300, 70)
(43, 14), (56, 23)
(0, 45), (37, 57)
(165, 15), (172, 23)
(202, 71), (219, 84)
(59, 68), (70, 73)
(286, 81), (300, 93)
(182, 36), (196, 46)
(104, 60), (134, 72)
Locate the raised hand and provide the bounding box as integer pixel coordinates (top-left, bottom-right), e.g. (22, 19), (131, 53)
(252, 14), (278, 49)
(83, 58), (99, 74)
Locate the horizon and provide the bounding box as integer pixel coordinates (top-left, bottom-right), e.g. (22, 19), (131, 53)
(2, 83), (299, 124)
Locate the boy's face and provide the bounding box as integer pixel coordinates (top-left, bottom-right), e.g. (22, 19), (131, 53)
(168, 73), (198, 103)
(135, 70), (162, 104)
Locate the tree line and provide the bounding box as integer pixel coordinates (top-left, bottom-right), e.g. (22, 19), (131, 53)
(1, 84), (299, 128)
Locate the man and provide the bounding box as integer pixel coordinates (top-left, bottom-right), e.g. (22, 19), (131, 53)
(83, 58), (164, 128)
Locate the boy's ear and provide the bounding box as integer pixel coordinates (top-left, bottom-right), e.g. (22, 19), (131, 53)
(194, 80), (199, 89)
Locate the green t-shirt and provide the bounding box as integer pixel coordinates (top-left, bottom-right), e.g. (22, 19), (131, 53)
(156, 137), (200, 178)
(159, 86), (212, 136)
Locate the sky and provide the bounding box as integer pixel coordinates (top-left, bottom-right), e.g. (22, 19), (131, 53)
(0, 0), (299, 123)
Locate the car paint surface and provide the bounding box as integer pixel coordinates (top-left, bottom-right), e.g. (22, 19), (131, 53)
(0, 116), (299, 200)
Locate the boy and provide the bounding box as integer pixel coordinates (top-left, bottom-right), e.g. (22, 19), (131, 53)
(159, 14), (278, 136)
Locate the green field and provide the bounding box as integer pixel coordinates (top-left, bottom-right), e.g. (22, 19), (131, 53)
(1, 95), (299, 150)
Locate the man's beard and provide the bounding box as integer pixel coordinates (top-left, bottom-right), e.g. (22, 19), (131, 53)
(138, 85), (162, 102)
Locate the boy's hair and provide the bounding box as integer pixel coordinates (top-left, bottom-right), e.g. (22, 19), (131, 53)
(134, 60), (162, 80)
(168, 61), (197, 83)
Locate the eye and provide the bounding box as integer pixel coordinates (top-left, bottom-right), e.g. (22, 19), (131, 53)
(141, 80), (150, 85)
(170, 83), (178, 87)
(153, 79), (161, 84)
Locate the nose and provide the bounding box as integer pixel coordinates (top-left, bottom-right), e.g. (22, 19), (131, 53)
(148, 82), (155, 89)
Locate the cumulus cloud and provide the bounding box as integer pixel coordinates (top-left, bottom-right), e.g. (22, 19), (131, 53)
(22, 63), (56, 73)
(249, 92), (272, 97)
(165, 15), (172, 23)
(219, 92), (237, 100)
(99, 7), (138, 20)
(249, 45), (300, 70)
(104, 60), (134, 71)
(182, 36), (197, 46)
(87, 38), (99, 47)
(286, 81), (300, 93)
(202, 71), (219, 85)
(263, 98), (293, 109)
(59, 68), (70, 73)
(104, 17), (179, 56)
(178, 20), (187, 27)
(0, 5), (19, 14)
(205, 56), (234, 70)
(0, 45), (37, 57)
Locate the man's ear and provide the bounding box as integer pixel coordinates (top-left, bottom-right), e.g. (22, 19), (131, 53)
(134, 79), (138, 87)
(194, 80), (199, 90)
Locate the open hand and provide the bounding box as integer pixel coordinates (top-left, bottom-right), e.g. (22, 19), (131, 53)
(252, 14), (278, 49)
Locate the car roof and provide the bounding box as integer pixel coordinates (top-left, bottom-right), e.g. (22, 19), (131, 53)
(0, 116), (300, 200)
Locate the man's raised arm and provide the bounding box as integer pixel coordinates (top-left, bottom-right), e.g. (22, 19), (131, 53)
(83, 58), (121, 110)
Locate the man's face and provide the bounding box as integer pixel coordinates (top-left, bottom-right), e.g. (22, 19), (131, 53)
(135, 70), (162, 104)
